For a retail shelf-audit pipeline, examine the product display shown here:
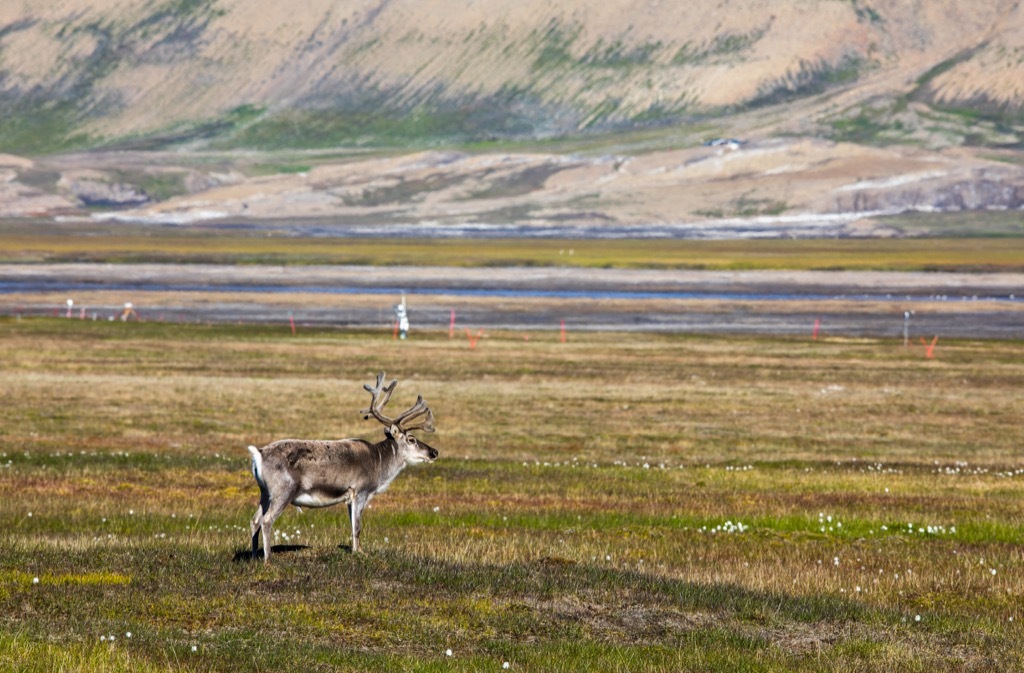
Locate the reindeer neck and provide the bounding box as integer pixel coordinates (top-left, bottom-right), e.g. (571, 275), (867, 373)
(367, 434), (407, 467)
(365, 434), (407, 491)
(367, 433), (396, 454)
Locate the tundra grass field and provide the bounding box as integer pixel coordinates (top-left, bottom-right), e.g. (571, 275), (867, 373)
(2, 221), (1024, 272)
(0, 319), (1022, 671)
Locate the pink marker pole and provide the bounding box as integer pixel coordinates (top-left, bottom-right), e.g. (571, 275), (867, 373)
(289, 313), (296, 335)
(560, 320), (566, 343)
(812, 318), (820, 341)
(449, 310), (456, 339)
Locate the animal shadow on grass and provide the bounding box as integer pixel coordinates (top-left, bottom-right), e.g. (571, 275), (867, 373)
(233, 542), (368, 561)
(233, 545), (310, 562)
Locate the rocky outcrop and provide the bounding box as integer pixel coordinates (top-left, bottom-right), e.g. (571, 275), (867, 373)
(60, 179), (150, 208)
(831, 167), (1024, 214)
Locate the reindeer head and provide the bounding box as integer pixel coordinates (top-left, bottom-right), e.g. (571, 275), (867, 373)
(361, 372), (438, 464)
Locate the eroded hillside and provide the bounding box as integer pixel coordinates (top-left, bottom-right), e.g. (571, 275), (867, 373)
(2, 0), (1024, 151)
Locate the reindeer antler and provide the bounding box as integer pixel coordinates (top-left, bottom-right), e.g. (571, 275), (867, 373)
(361, 371), (397, 423)
(361, 371), (435, 433)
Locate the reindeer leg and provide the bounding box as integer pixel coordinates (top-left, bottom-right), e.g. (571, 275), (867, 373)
(347, 488), (358, 552)
(250, 505), (263, 560)
(250, 487), (270, 560)
(351, 491), (371, 553)
(259, 492), (293, 562)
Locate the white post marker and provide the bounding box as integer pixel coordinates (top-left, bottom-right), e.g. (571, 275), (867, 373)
(903, 310), (914, 347)
(395, 293), (409, 339)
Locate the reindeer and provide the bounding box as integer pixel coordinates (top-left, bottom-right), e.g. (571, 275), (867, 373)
(247, 372), (438, 561)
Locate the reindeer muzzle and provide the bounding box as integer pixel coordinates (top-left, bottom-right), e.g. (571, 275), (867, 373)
(419, 439), (439, 462)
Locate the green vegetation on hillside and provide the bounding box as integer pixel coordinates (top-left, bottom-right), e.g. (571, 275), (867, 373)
(0, 98), (92, 155)
(220, 89), (560, 150)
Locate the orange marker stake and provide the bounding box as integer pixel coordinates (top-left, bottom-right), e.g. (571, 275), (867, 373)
(925, 335), (938, 359)
(812, 318), (820, 341)
(465, 327), (484, 349)
(289, 312), (296, 335)
(560, 320), (566, 343)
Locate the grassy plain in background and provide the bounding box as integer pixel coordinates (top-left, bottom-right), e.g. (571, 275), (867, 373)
(2, 223), (1024, 270)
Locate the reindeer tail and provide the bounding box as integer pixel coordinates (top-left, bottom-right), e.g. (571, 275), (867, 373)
(247, 445), (263, 482)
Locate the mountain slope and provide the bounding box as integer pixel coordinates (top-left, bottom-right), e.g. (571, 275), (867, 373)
(2, 0), (1024, 152)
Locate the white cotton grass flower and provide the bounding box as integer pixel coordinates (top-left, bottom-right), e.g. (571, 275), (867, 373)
(503, 663), (510, 669)
(32, 577), (39, 585)
(445, 648), (453, 657)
